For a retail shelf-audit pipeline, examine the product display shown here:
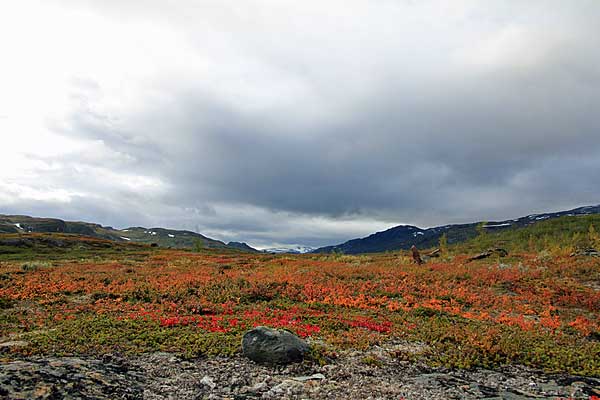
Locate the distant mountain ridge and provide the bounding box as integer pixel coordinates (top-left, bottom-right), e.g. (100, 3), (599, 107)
(313, 205), (600, 254)
(4, 205), (599, 255)
(0, 215), (250, 251)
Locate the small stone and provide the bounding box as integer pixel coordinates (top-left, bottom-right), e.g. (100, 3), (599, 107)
(292, 373), (326, 382)
(266, 380), (303, 397)
(230, 377), (244, 386)
(250, 382), (268, 392)
(33, 384), (53, 397)
(201, 376), (217, 389)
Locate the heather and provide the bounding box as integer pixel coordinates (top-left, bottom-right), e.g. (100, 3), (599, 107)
(1, 242), (598, 376)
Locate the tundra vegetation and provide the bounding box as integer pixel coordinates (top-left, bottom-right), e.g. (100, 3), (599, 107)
(0, 215), (599, 377)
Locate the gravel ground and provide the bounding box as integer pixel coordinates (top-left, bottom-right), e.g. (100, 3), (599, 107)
(1, 342), (599, 399)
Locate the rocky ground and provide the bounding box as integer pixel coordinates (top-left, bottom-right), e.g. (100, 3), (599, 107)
(1, 341), (599, 400)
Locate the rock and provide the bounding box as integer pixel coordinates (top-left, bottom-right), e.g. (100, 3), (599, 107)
(468, 252), (490, 261)
(292, 373), (326, 382)
(587, 331), (600, 341)
(2, 351), (600, 399)
(570, 248), (599, 257)
(265, 379), (304, 398)
(468, 248), (508, 261)
(0, 341), (29, 352)
(490, 247), (508, 257)
(249, 381), (268, 392)
(200, 375), (217, 389)
(0, 357), (143, 399)
(242, 326), (309, 365)
(427, 249), (441, 258)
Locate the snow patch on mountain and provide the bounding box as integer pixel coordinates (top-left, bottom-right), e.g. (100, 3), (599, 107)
(262, 245), (315, 254)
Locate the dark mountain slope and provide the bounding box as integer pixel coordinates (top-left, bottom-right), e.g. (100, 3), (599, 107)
(313, 205), (600, 254)
(227, 242), (260, 252)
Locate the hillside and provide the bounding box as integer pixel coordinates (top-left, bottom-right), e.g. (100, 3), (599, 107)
(0, 232), (153, 261)
(313, 205), (600, 254)
(0, 215), (237, 250)
(227, 241), (260, 252)
(456, 213), (600, 254)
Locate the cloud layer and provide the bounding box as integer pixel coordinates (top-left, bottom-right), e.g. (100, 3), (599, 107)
(1, 0), (599, 248)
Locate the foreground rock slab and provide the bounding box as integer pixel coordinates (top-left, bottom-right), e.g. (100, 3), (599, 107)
(2, 348), (600, 399)
(242, 326), (310, 365)
(0, 355), (144, 399)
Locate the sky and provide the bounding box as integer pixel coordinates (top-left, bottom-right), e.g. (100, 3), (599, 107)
(1, 0), (599, 249)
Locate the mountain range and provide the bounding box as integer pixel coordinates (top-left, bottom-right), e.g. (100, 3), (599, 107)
(0, 215), (244, 251)
(2, 204), (599, 254)
(312, 205), (600, 254)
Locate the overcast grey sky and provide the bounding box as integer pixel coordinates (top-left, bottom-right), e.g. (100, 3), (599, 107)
(1, 0), (599, 248)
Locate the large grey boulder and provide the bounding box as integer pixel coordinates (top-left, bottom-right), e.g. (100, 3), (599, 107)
(242, 326), (309, 365)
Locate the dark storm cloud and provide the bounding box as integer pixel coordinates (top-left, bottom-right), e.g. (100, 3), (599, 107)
(6, 0), (600, 247)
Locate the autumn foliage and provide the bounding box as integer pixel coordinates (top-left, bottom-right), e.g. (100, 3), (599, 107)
(1, 247), (599, 375)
